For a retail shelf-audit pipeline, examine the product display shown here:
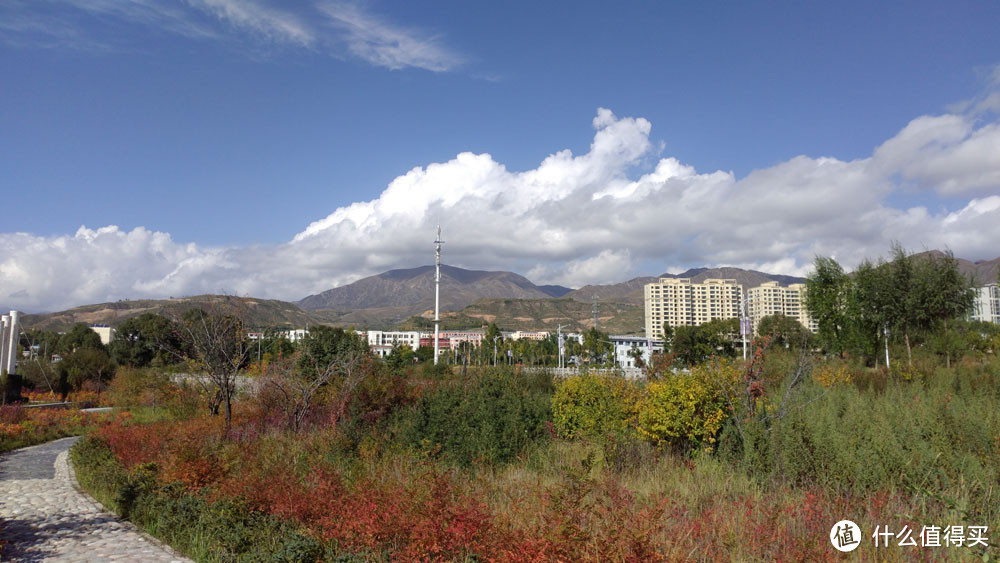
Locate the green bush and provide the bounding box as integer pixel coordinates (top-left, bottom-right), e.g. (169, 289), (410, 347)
(71, 436), (326, 562)
(398, 368), (552, 466)
(551, 373), (639, 440)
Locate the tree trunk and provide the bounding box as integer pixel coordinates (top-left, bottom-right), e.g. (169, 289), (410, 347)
(904, 330), (912, 368)
(223, 386), (232, 434)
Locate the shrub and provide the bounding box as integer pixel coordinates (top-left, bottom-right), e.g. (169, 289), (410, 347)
(1, 406), (108, 453)
(635, 366), (728, 452)
(551, 373), (640, 440)
(399, 368), (551, 466)
(71, 436), (326, 562)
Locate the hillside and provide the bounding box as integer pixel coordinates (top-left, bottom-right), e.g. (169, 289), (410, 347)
(913, 251), (999, 285)
(20, 295), (320, 332)
(298, 265), (572, 313)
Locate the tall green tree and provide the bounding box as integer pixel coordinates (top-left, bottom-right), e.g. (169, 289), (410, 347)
(853, 258), (894, 363)
(61, 348), (115, 391)
(756, 314), (810, 349)
(672, 325), (712, 366)
(108, 313), (179, 368)
(296, 326), (368, 375)
(660, 323), (674, 355)
(806, 256), (852, 356)
(484, 323), (504, 365)
(885, 246), (974, 366)
(582, 327), (610, 365)
(58, 323), (105, 355)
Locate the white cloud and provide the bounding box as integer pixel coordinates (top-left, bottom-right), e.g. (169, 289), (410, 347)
(188, 0), (314, 46)
(317, 2), (463, 71)
(3, 106), (1000, 312)
(1, 1), (463, 72)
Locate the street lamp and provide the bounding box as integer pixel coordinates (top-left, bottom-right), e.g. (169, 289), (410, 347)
(493, 335), (501, 366)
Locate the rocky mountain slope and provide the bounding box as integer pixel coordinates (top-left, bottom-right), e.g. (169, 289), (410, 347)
(298, 265), (571, 313)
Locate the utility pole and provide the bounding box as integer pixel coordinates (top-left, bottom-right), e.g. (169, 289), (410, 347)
(592, 295), (599, 331)
(433, 225), (444, 365)
(557, 324), (568, 369)
(883, 324), (890, 369)
(739, 292), (750, 361)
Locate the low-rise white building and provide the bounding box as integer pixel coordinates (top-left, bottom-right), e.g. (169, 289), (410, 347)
(89, 325), (115, 345)
(610, 335), (663, 369)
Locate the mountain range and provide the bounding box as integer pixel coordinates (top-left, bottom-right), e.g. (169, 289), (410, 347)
(19, 252), (999, 333)
(297, 265), (571, 311)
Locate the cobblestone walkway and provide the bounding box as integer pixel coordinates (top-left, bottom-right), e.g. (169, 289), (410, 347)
(0, 437), (190, 562)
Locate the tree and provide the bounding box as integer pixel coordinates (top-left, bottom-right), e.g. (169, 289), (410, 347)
(170, 307), (249, 431)
(627, 343), (645, 368)
(261, 345), (367, 432)
(672, 325), (711, 367)
(660, 323), (674, 355)
(806, 256), (852, 356)
(582, 327), (610, 365)
(852, 258), (894, 364)
(61, 348), (115, 391)
(884, 246), (974, 367)
(700, 318), (739, 357)
(385, 344), (416, 370)
(108, 313), (180, 368)
(756, 315), (809, 349)
(296, 326), (368, 375)
(58, 323), (104, 355)
(483, 323), (503, 365)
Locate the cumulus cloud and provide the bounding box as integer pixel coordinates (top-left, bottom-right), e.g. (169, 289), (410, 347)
(3, 106), (1000, 312)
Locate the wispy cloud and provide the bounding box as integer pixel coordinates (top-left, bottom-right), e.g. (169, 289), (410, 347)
(189, 0), (314, 46)
(1, 0), (465, 72)
(317, 2), (464, 71)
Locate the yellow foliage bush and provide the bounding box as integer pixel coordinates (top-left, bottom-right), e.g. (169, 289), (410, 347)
(635, 365), (728, 451)
(812, 363), (852, 388)
(551, 374), (641, 439)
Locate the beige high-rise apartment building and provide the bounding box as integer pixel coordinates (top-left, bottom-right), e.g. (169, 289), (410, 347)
(643, 278), (743, 339)
(971, 283), (999, 324)
(746, 282), (817, 334)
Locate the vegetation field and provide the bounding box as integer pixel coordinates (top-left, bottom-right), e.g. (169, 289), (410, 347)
(5, 246), (999, 560)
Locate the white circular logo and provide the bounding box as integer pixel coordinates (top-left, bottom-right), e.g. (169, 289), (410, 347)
(830, 520), (862, 552)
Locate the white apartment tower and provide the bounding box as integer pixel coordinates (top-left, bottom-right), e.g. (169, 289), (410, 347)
(746, 282), (817, 334)
(643, 278), (743, 339)
(971, 283), (1000, 324)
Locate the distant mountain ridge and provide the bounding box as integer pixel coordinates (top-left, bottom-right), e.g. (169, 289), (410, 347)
(914, 251), (999, 285)
(297, 265), (572, 314)
(21, 295), (319, 332)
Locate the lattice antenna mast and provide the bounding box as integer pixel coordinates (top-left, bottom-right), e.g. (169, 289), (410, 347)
(433, 225), (444, 365)
(592, 294), (600, 331)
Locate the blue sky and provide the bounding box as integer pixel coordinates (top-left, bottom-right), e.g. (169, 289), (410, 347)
(2, 1), (999, 311)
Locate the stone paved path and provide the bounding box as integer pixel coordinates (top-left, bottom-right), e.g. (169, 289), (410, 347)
(0, 437), (191, 562)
